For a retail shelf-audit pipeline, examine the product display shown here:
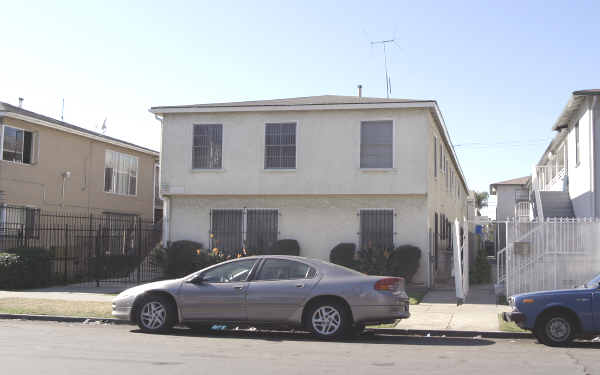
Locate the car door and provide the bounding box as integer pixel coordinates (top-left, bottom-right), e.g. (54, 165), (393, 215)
(594, 286), (600, 332)
(178, 258), (258, 322)
(246, 258), (319, 323)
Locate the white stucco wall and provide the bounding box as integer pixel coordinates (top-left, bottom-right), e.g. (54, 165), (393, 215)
(494, 185), (521, 221)
(160, 109), (429, 196)
(567, 101), (594, 217)
(168, 195), (430, 284)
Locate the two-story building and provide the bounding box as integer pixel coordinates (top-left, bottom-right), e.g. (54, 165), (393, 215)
(522, 90), (600, 220)
(0, 101), (161, 222)
(489, 176), (530, 221)
(151, 95), (469, 286)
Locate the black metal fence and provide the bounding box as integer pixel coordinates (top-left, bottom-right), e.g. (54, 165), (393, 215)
(0, 205), (162, 286)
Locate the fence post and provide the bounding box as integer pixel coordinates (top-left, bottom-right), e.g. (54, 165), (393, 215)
(64, 224), (69, 283)
(137, 217), (142, 284)
(95, 225), (101, 287)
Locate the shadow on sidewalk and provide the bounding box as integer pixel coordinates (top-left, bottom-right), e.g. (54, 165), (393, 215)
(129, 328), (497, 347)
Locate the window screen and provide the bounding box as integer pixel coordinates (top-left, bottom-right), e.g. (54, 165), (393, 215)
(359, 209), (394, 250)
(360, 121), (393, 168)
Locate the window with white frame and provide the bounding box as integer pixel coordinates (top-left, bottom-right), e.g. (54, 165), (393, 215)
(265, 123), (296, 169)
(359, 209), (394, 250)
(1, 125), (35, 164)
(193, 124), (223, 169)
(104, 150), (138, 196)
(360, 121), (393, 168)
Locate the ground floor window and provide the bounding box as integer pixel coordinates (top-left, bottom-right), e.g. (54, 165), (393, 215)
(210, 208), (279, 254)
(0, 205), (40, 238)
(358, 209), (394, 250)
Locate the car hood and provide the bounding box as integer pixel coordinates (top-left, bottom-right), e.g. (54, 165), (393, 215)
(115, 279), (183, 299)
(513, 287), (590, 300)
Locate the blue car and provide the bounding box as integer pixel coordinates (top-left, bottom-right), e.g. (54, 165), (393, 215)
(503, 273), (600, 346)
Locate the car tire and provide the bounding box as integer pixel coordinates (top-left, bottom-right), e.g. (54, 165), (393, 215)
(535, 312), (575, 347)
(305, 301), (351, 340)
(136, 294), (177, 333)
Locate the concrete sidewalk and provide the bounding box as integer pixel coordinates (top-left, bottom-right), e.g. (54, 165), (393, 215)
(0, 283), (132, 302)
(397, 284), (511, 332)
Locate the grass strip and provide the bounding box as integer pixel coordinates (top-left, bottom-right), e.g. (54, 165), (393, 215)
(0, 298), (112, 318)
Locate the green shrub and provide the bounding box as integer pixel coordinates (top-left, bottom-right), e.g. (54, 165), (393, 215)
(0, 247), (52, 289)
(387, 245), (421, 283)
(329, 243), (356, 269)
(355, 245), (422, 282)
(470, 247), (491, 284)
(265, 239), (300, 256)
(159, 241), (220, 278)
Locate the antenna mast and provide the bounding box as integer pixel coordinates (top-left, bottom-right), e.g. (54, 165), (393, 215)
(370, 39), (395, 98)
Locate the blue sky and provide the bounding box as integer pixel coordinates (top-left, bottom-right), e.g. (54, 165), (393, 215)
(2, 1), (599, 192)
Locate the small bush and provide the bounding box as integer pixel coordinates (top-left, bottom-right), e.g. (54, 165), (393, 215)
(0, 247), (52, 289)
(265, 239), (300, 256)
(164, 240), (213, 278)
(329, 243), (356, 269)
(355, 245), (422, 282)
(470, 247), (491, 284)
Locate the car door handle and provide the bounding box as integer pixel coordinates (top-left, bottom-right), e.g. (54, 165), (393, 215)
(233, 285), (244, 290)
(296, 284), (304, 288)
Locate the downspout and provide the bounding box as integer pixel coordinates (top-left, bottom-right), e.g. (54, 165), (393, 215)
(591, 96), (598, 218)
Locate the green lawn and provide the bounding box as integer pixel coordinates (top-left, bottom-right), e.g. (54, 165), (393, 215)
(497, 313), (528, 333)
(0, 298), (112, 318)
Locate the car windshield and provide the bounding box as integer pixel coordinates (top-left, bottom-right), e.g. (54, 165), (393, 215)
(584, 273), (600, 289)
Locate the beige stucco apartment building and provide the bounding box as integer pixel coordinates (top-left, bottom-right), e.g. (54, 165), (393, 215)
(151, 95), (468, 287)
(0, 101), (160, 221)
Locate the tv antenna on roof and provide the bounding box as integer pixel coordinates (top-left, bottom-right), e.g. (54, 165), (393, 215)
(370, 39), (396, 98)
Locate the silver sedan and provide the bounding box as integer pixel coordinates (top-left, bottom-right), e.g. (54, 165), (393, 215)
(112, 255), (410, 339)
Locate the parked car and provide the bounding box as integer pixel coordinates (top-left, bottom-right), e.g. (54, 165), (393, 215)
(503, 273), (600, 346)
(112, 255), (410, 339)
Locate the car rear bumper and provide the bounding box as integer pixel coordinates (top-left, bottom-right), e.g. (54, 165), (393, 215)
(353, 303), (410, 323)
(502, 311), (526, 326)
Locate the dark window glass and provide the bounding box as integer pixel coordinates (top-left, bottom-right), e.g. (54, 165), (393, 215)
(202, 259), (257, 283)
(255, 259), (314, 281)
(360, 121), (393, 168)
(359, 209), (394, 249)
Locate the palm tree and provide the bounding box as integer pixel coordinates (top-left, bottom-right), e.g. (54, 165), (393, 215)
(474, 191), (489, 216)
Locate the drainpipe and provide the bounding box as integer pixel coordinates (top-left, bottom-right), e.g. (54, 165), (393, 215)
(162, 196), (170, 247)
(591, 96), (598, 218)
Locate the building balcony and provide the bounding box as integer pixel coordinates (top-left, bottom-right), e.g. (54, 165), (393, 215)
(532, 165), (567, 192)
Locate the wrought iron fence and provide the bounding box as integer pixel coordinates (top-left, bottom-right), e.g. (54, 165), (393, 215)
(0, 205), (162, 286)
(497, 217), (600, 296)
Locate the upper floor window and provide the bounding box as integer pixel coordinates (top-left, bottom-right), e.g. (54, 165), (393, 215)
(193, 124), (222, 169)
(575, 120), (580, 166)
(2, 125), (34, 164)
(104, 150), (138, 196)
(265, 123), (296, 169)
(360, 120), (393, 168)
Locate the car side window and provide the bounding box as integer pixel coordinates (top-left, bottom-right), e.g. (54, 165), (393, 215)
(255, 259), (316, 281)
(201, 259), (257, 283)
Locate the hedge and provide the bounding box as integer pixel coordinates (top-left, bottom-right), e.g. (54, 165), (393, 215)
(0, 247), (52, 290)
(329, 243), (357, 269)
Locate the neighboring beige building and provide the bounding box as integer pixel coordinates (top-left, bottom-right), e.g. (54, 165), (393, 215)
(489, 176), (531, 221)
(0, 101), (161, 221)
(151, 95), (468, 287)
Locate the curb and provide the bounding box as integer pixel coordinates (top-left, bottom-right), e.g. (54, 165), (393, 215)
(370, 327), (533, 339)
(0, 313), (134, 325)
(0, 314), (532, 339)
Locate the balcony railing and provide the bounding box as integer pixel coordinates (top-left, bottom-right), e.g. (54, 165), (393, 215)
(533, 165), (566, 191)
(514, 189), (530, 202)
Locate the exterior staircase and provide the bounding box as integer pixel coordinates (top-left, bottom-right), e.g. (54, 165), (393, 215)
(538, 191), (575, 218)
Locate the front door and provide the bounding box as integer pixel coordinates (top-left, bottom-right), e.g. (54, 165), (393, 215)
(246, 258), (318, 323)
(179, 259), (258, 322)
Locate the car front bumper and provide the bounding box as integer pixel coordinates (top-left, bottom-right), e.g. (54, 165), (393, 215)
(502, 310), (526, 326)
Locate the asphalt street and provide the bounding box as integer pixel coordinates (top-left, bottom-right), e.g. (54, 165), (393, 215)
(0, 320), (598, 375)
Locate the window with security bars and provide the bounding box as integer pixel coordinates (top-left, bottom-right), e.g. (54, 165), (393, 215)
(0, 205), (40, 238)
(193, 124), (223, 169)
(265, 123), (296, 169)
(360, 121), (393, 168)
(359, 209), (394, 250)
(210, 208), (279, 254)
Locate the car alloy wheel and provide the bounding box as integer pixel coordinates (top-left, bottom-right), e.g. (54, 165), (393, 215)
(140, 301), (167, 330)
(311, 305), (342, 336)
(545, 317), (571, 343)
